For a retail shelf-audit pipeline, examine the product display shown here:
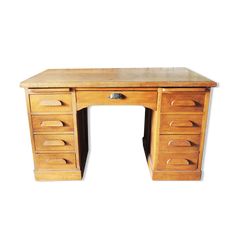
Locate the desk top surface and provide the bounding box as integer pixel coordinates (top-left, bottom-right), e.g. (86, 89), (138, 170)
(20, 67), (217, 88)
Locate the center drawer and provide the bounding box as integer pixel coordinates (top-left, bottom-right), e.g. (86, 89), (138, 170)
(34, 134), (75, 151)
(76, 91), (157, 110)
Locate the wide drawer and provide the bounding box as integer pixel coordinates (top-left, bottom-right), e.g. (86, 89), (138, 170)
(34, 134), (75, 151)
(160, 114), (202, 134)
(161, 92), (205, 113)
(159, 134), (200, 153)
(76, 91), (157, 110)
(35, 153), (76, 170)
(156, 152), (199, 170)
(30, 94), (72, 113)
(32, 114), (74, 132)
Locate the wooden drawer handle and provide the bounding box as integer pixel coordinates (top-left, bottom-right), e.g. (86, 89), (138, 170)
(169, 120), (193, 127)
(43, 140), (66, 146)
(45, 158), (67, 164)
(39, 100), (62, 106)
(171, 99), (196, 107)
(167, 158), (190, 165)
(40, 120), (64, 127)
(168, 140), (192, 147)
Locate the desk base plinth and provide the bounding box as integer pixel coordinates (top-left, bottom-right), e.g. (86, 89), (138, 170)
(148, 158), (201, 181)
(34, 170), (82, 181)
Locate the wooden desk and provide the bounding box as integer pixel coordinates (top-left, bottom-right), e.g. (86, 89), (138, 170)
(20, 68), (217, 181)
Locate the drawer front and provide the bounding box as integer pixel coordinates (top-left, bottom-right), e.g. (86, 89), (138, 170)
(34, 134), (74, 151)
(159, 135), (200, 153)
(30, 94), (72, 113)
(160, 114), (202, 134)
(76, 91), (157, 110)
(35, 153), (76, 170)
(157, 152), (199, 171)
(32, 115), (74, 132)
(161, 92), (205, 113)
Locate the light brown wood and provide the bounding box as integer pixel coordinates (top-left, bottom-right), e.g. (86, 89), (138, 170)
(30, 94), (72, 113)
(40, 120), (64, 127)
(156, 152), (199, 171)
(76, 90), (157, 110)
(161, 91), (206, 113)
(35, 153), (76, 170)
(198, 89), (211, 171)
(160, 114), (202, 134)
(20, 68), (217, 88)
(21, 68), (216, 181)
(168, 139), (192, 147)
(167, 158), (190, 165)
(149, 88), (162, 169)
(29, 88), (70, 93)
(31, 114), (74, 132)
(39, 99), (62, 106)
(151, 170), (201, 180)
(25, 89), (37, 169)
(71, 89), (81, 171)
(43, 139), (66, 146)
(34, 134), (74, 151)
(171, 99), (196, 107)
(159, 134), (200, 152)
(162, 88), (207, 92)
(34, 170), (82, 181)
(170, 120), (194, 127)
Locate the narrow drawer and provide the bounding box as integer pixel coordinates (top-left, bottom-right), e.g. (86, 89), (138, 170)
(161, 92), (205, 113)
(32, 114), (74, 132)
(157, 152), (199, 171)
(76, 91), (157, 110)
(30, 94), (72, 113)
(35, 153), (76, 170)
(34, 134), (74, 151)
(160, 114), (202, 134)
(159, 135), (200, 153)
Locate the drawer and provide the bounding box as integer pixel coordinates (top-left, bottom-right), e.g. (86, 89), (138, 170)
(32, 114), (74, 132)
(159, 135), (200, 153)
(34, 134), (74, 151)
(157, 152), (199, 171)
(30, 94), (72, 113)
(76, 91), (157, 110)
(35, 153), (76, 170)
(161, 92), (205, 113)
(160, 114), (202, 134)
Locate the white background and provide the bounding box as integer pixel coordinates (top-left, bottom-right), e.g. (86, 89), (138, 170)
(0, 0), (235, 235)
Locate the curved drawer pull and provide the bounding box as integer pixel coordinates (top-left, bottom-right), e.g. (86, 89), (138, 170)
(45, 158), (67, 164)
(108, 93), (126, 99)
(43, 140), (66, 146)
(39, 100), (62, 106)
(169, 120), (193, 127)
(168, 139), (192, 147)
(171, 99), (196, 107)
(167, 158), (190, 165)
(40, 120), (64, 127)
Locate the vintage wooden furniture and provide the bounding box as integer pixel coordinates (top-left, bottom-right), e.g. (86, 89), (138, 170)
(20, 68), (217, 181)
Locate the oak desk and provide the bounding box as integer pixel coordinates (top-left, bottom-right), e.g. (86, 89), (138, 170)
(20, 68), (217, 181)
